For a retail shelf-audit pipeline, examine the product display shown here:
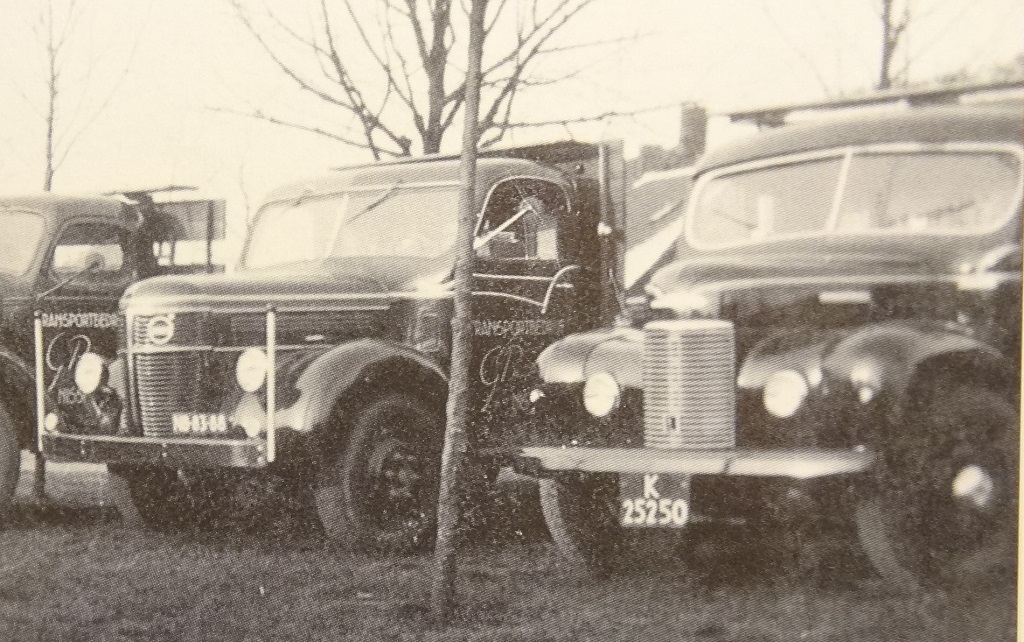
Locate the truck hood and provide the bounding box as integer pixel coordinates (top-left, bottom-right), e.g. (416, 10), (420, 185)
(648, 249), (943, 298)
(121, 256), (452, 311)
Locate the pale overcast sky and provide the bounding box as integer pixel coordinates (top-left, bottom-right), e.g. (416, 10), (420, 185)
(0, 0), (1021, 254)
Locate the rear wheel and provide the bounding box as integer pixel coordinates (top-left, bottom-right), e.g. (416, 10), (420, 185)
(855, 384), (1018, 591)
(314, 393), (443, 553)
(539, 473), (623, 577)
(0, 405), (20, 522)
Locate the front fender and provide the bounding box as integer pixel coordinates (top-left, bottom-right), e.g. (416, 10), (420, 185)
(821, 320), (1006, 409)
(536, 327), (643, 388)
(286, 338), (447, 432)
(0, 347), (37, 448)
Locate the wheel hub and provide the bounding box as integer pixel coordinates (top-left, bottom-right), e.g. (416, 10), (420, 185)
(952, 464), (995, 509)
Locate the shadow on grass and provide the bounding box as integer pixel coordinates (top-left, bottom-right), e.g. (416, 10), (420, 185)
(5, 501), (118, 529)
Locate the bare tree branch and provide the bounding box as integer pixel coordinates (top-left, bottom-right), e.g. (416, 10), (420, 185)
(229, 0), (610, 156)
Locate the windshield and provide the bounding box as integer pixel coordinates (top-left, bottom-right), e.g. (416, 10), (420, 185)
(690, 147), (1022, 248)
(244, 185), (459, 269)
(0, 211), (46, 275)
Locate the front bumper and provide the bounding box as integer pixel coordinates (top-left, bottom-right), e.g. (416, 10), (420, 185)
(42, 433), (268, 468)
(515, 445), (875, 479)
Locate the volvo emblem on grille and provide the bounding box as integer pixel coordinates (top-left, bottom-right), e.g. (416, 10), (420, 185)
(145, 315), (175, 345)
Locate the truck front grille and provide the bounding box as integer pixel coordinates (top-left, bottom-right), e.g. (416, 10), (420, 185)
(134, 353), (204, 436)
(643, 319), (735, 449)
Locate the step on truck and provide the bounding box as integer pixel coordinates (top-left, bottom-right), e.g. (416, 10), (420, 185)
(35, 141), (697, 550)
(0, 188), (225, 515)
(516, 82), (1022, 591)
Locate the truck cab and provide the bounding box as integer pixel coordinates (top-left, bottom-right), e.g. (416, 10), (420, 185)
(519, 86), (1022, 590)
(38, 142), (638, 550)
(0, 190), (223, 514)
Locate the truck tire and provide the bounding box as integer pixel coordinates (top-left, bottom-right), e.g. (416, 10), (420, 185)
(314, 392), (443, 554)
(539, 473), (622, 577)
(107, 464), (193, 532)
(0, 404), (20, 522)
(855, 384), (1018, 591)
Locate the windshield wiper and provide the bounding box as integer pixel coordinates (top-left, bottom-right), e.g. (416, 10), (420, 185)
(708, 208), (756, 230)
(344, 181), (403, 226)
(36, 256), (103, 301)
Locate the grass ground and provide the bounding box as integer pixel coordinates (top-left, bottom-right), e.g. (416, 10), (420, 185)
(0, 456), (1016, 642)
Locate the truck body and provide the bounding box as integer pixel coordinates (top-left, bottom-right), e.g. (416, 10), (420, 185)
(0, 190), (223, 512)
(518, 90), (1022, 590)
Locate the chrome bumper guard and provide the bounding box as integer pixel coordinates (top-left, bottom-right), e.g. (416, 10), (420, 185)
(515, 446), (875, 479)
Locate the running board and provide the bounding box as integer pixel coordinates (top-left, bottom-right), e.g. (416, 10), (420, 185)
(516, 446), (875, 479)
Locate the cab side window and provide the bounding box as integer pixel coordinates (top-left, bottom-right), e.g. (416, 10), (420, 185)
(51, 223), (127, 279)
(475, 180), (567, 262)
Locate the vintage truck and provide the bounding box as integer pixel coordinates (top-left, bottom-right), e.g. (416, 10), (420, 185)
(518, 84), (1022, 590)
(34, 140), (702, 550)
(0, 189), (224, 515)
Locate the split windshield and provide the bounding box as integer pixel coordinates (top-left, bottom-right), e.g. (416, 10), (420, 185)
(690, 148), (1022, 247)
(244, 184), (460, 269)
(0, 211), (46, 275)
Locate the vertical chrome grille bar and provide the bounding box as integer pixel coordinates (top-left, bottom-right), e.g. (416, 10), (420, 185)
(33, 311), (45, 451)
(266, 307), (276, 463)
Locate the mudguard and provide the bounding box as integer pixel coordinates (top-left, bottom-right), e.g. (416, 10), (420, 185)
(821, 320), (1009, 409)
(741, 320), (1010, 421)
(536, 327), (642, 388)
(287, 338), (448, 432)
(0, 346), (38, 448)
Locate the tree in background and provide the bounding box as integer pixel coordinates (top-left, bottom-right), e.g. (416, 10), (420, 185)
(876, 0), (911, 90)
(15, 0), (142, 191)
(231, 0), (607, 158)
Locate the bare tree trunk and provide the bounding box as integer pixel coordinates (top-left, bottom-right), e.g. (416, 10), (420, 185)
(431, 0), (487, 626)
(43, 0), (58, 192)
(877, 0), (909, 91)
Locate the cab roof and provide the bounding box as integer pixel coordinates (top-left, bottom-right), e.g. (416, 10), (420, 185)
(0, 193), (136, 227)
(261, 155), (570, 207)
(697, 105), (1024, 174)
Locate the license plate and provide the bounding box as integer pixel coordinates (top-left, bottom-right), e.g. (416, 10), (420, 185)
(619, 473), (691, 528)
(172, 413), (228, 435)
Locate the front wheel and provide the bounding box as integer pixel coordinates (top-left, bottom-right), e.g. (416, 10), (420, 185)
(314, 393), (443, 554)
(855, 384), (1018, 591)
(539, 473), (623, 577)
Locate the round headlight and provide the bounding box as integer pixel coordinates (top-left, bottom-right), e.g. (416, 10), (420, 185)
(235, 348), (268, 393)
(74, 352), (106, 394)
(583, 371), (620, 417)
(763, 369), (808, 418)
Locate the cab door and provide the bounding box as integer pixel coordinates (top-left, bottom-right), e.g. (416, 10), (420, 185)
(37, 220), (133, 415)
(470, 178), (582, 436)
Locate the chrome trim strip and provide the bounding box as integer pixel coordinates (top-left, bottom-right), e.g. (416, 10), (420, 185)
(473, 273), (554, 282)
(128, 344), (324, 354)
(33, 311), (45, 451)
(472, 291), (542, 308)
(824, 148), (853, 231)
(541, 264), (581, 314)
(124, 303), (398, 315)
(266, 308), (276, 464)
